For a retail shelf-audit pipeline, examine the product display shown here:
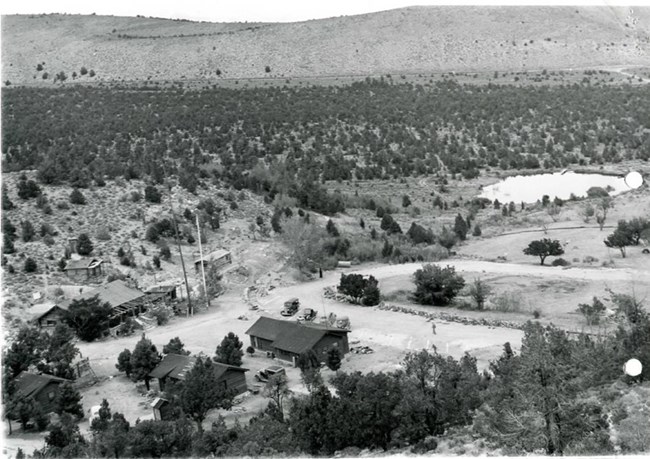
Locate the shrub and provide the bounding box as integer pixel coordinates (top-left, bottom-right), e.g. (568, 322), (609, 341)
(150, 308), (170, 325)
(246, 346), (255, 356)
(69, 188), (86, 205)
(76, 233), (94, 255)
(23, 257), (37, 273)
(117, 317), (140, 336)
(412, 264), (465, 306)
(551, 258), (570, 267)
(144, 185), (162, 203)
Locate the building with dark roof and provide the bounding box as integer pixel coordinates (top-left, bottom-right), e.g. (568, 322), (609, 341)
(245, 316), (350, 365)
(59, 279), (149, 327)
(13, 372), (69, 414)
(148, 353), (249, 394)
(64, 257), (104, 282)
(30, 303), (68, 330)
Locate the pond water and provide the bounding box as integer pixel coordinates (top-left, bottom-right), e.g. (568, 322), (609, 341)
(479, 171), (632, 203)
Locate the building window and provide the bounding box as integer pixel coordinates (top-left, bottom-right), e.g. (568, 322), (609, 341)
(46, 320), (56, 326)
(48, 391), (55, 400)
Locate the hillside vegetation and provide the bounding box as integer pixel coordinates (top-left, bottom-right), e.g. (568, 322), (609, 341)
(2, 6), (650, 84)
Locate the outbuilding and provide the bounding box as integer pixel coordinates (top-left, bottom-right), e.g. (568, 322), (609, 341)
(64, 257), (104, 282)
(13, 372), (70, 414)
(193, 249), (232, 273)
(148, 353), (249, 394)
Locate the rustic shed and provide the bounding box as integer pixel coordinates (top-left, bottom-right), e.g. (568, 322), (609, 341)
(246, 317), (350, 366)
(30, 303), (68, 330)
(64, 258), (104, 282)
(13, 372), (69, 414)
(193, 249), (232, 273)
(148, 353), (249, 394)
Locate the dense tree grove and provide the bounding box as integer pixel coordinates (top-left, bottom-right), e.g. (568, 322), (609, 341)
(3, 81), (649, 211)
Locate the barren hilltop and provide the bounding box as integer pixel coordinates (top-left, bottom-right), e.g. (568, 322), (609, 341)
(2, 6), (650, 84)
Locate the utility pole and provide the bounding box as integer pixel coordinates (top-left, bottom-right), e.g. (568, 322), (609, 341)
(196, 213), (210, 308)
(171, 206), (192, 317)
(161, 160), (192, 316)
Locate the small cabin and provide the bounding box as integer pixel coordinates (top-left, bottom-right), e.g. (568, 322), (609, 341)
(64, 258), (104, 282)
(193, 249), (232, 273)
(14, 372), (69, 414)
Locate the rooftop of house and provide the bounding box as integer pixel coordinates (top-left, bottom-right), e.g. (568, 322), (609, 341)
(193, 249), (231, 264)
(14, 372), (68, 399)
(59, 279), (144, 309)
(64, 257), (103, 271)
(149, 353), (248, 381)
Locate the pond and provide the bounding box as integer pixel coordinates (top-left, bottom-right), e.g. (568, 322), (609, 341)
(478, 171), (634, 203)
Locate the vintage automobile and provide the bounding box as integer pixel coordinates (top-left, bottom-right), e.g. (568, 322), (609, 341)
(254, 365), (286, 383)
(281, 298), (300, 316)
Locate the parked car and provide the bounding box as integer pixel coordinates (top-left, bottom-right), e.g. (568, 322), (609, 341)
(254, 365), (286, 383)
(281, 298), (300, 316)
(297, 308), (317, 322)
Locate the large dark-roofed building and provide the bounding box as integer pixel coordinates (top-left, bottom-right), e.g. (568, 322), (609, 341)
(246, 316), (350, 365)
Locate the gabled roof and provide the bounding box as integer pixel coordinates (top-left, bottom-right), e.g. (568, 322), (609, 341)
(246, 317), (348, 355)
(14, 372), (68, 399)
(64, 258), (103, 271)
(149, 354), (248, 381)
(60, 280), (144, 310)
(149, 354), (196, 381)
(194, 249), (230, 265)
(272, 326), (328, 354)
(30, 303), (67, 321)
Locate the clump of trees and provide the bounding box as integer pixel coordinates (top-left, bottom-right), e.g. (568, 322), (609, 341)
(337, 273), (381, 306)
(604, 218), (650, 258)
(523, 238), (564, 265)
(64, 295), (112, 341)
(412, 264), (465, 306)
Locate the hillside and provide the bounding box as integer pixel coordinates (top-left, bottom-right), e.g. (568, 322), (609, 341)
(2, 6), (650, 84)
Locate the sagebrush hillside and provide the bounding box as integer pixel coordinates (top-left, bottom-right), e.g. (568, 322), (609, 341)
(3, 6), (650, 84)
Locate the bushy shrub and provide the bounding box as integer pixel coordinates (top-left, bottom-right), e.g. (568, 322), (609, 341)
(23, 257), (37, 273)
(69, 188), (86, 205)
(150, 307), (170, 325)
(551, 258), (570, 267)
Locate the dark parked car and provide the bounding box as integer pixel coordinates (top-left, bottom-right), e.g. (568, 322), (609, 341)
(281, 298), (300, 316)
(254, 365), (286, 383)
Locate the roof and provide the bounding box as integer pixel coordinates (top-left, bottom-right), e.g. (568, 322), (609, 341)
(194, 249), (231, 265)
(60, 280), (144, 310)
(149, 354), (197, 381)
(246, 317), (348, 355)
(149, 354), (248, 381)
(272, 326), (328, 354)
(144, 284), (177, 294)
(64, 258), (103, 271)
(151, 397), (169, 409)
(30, 303), (65, 321)
(14, 372), (68, 399)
